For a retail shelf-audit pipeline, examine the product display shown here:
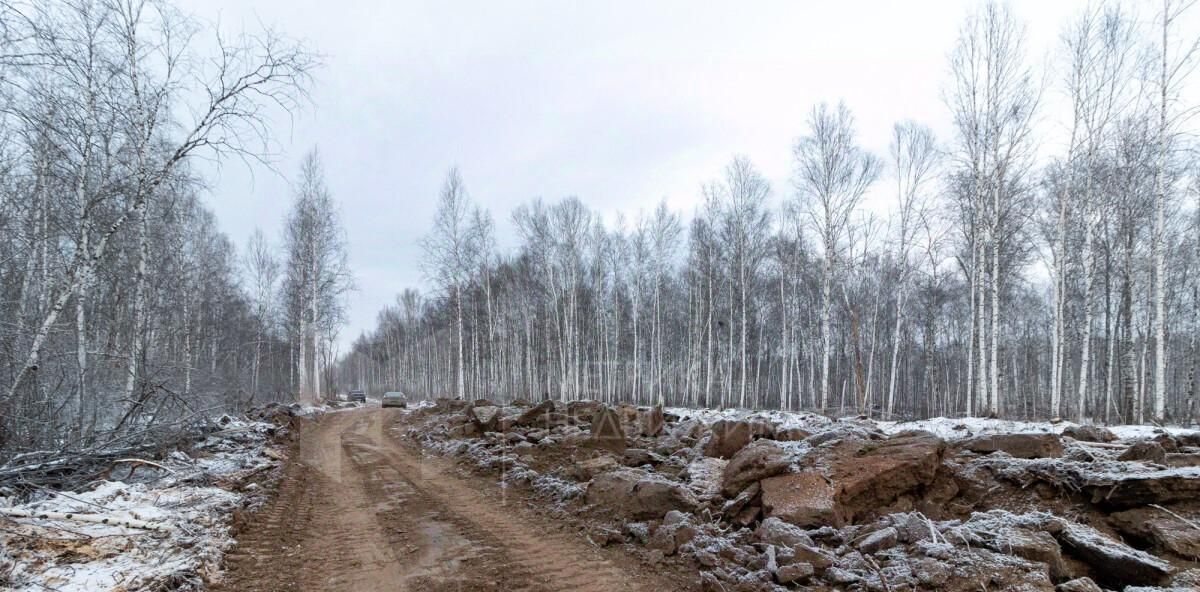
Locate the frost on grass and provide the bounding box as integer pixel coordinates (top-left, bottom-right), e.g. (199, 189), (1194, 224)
(0, 419), (282, 592)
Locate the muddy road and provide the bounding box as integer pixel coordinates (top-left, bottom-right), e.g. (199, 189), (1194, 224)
(215, 408), (672, 592)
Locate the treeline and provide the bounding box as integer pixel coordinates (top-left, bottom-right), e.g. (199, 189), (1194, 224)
(341, 1), (1200, 425)
(0, 0), (318, 456)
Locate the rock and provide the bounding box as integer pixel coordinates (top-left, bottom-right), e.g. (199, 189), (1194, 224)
(566, 400), (602, 422)
(823, 566), (860, 584)
(1084, 469), (1200, 507)
(703, 420), (753, 459)
(640, 405), (665, 437)
(687, 456), (728, 503)
(1056, 578), (1102, 592)
(623, 521), (651, 544)
(515, 400), (556, 427)
(856, 526), (898, 554)
(672, 420), (704, 441)
(576, 456), (621, 481)
(468, 405), (500, 431)
(622, 448), (661, 467)
(586, 468), (699, 519)
(589, 405), (628, 454)
(1109, 507), (1200, 560)
(510, 398), (532, 407)
(732, 504), (761, 527)
(761, 472), (839, 528)
(652, 437), (687, 456)
(747, 419), (776, 440)
(775, 428), (810, 442)
(435, 397), (469, 413)
(756, 517), (815, 548)
(1055, 520), (1172, 587)
(833, 431), (946, 523)
(1119, 441), (1168, 464)
(960, 432), (1064, 459)
(950, 511), (1069, 581)
(472, 398), (494, 408)
(449, 423), (479, 438)
(1062, 425), (1117, 443)
(722, 481), (760, 519)
(1166, 453), (1200, 467)
(615, 403), (640, 424)
(1152, 433), (1181, 452)
(722, 440), (794, 497)
(646, 519), (697, 556)
(774, 561), (814, 584)
(646, 524), (679, 555)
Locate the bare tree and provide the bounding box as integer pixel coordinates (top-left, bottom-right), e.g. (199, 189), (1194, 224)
(793, 101), (881, 412)
(422, 168), (478, 400)
(886, 121), (940, 418)
(283, 149), (352, 403)
(947, 0), (1038, 416)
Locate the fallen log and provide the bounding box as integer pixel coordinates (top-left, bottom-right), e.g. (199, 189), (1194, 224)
(0, 507), (175, 532)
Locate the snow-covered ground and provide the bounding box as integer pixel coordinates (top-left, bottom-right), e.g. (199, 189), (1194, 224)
(0, 416), (289, 591)
(666, 404), (1200, 442)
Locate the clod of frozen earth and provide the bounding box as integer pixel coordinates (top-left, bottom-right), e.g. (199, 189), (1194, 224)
(1118, 440), (1168, 464)
(646, 511), (698, 555)
(773, 561), (814, 585)
(1108, 507), (1200, 560)
(515, 399), (556, 427)
(855, 525), (898, 554)
(567, 399), (603, 423)
(1054, 518), (1173, 587)
(589, 405), (628, 454)
(960, 432), (1065, 458)
(831, 430), (946, 523)
(468, 405), (500, 432)
(1082, 467), (1200, 507)
(722, 440), (795, 497)
(755, 517), (815, 548)
(1062, 425), (1117, 443)
(703, 420), (753, 459)
(948, 510), (1069, 581)
(775, 427), (810, 442)
(1055, 577), (1103, 592)
(585, 467), (699, 519)
(640, 405), (665, 437)
(685, 456), (727, 503)
(761, 472), (839, 527)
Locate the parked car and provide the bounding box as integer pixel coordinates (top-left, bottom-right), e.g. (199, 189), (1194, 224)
(381, 391), (407, 408)
(348, 389), (366, 403)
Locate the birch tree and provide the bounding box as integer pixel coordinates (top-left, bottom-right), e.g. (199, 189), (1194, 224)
(793, 102), (881, 411)
(422, 168), (478, 400)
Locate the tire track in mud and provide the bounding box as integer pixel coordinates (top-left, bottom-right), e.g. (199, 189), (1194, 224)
(349, 411), (646, 592)
(214, 408), (665, 592)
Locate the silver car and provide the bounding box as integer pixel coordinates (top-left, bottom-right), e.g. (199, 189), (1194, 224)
(381, 391), (407, 408)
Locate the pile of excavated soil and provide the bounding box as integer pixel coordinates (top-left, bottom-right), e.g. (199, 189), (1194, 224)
(402, 398), (1200, 592)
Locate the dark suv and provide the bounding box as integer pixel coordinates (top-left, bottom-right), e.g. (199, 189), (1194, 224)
(348, 389), (366, 403)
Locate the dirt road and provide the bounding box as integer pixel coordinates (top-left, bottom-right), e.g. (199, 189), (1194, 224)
(215, 408), (672, 592)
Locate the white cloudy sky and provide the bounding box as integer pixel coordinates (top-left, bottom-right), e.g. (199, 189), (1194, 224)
(176, 0), (1097, 351)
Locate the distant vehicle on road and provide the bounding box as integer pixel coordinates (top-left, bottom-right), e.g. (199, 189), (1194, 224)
(348, 389), (366, 403)
(382, 391), (407, 408)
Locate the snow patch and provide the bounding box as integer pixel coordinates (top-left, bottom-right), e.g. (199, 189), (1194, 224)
(1, 419), (280, 591)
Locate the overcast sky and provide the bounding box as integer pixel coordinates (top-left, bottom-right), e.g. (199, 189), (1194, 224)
(176, 0), (1094, 352)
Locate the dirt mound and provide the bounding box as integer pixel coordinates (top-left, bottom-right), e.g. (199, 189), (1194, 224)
(403, 402), (1200, 591)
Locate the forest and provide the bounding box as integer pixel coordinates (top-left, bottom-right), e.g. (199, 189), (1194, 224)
(0, 0), (352, 457)
(339, 1), (1200, 426)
